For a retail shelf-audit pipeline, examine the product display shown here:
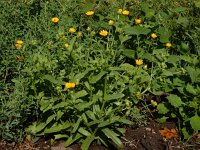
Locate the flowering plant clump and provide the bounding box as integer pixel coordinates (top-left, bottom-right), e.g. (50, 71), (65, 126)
(2, 0), (200, 148)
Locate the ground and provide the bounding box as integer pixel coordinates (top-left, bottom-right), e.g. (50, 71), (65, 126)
(1, 121), (200, 150)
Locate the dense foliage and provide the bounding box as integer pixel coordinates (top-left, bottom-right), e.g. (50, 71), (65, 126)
(0, 0), (200, 149)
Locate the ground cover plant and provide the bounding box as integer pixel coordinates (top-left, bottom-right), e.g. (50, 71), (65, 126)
(0, 0), (200, 149)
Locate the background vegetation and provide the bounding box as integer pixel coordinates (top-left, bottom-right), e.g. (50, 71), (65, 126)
(0, 0), (200, 149)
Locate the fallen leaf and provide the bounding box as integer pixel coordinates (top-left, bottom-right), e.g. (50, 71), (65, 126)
(159, 128), (178, 139)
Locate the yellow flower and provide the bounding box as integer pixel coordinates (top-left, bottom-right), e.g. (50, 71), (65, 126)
(122, 10), (130, 15)
(135, 59), (143, 65)
(77, 31), (82, 37)
(69, 27), (76, 33)
(65, 82), (76, 89)
(99, 30), (108, 37)
(16, 55), (25, 62)
(151, 100), (158, 107)
(51, 17), (59, 23)
(118, 9), (123, 14)
(135, 18), (142, 24)
(16, 40), (23, 45)
(165, 42), (172, 48)
(15, 43), (22, 49)
(86, 11), (94, 16)
(64, 43), (69, 48)
(151, 33), (157, 39)
(108, 20), (114, 25)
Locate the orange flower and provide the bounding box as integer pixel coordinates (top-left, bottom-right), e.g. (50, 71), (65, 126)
(159, 128), (178, 139)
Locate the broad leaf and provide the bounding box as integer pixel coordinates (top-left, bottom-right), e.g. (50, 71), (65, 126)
(124, 26), (151, 35)
(167, 94), (184, 107)
(190, 115), (200, 131)
(89, 71), (107, 84)
(81, 135), (95, 150)
(104, 93), (124, 101)
(157, 103), (169, 114)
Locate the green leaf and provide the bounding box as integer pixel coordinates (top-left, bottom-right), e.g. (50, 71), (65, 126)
(194, 1), (200, 8)
(104, 93), (124, 101)
(44, 123), (71, 134)
(75, 101), (93, 111)
(86, 110), (96, 121)
(119, 35), (132, 44)
(72, 90), (88, 100)
(185, 84), (197, 95)
(117, 118), (133, 125)
(72, 118), (82, 133)
(190, 115), (200, 131)
(156, 116), (169, 123)
(186, 66), (200, 83)
(64, 133), (82, 147)
(167, 94), (184, 107)
(157, 27), (171, 43)
(89, 71), (107, 84)
(177, 16), (189, 27)
(54, 134), (69, 140)
(46, 114), (56, 125)
(78, 127), (91, 136)
(157, 103), (169, 114)
(102, 128), (124, 148)
(122, 49), (135, 59)
(81, 135), (95, 150)
(35, 122), (46, 133)
(124, 26), (151, 35)
(181, 127), (190, 139)
(43, 75), (64, 85)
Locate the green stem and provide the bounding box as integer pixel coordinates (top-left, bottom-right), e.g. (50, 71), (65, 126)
(101, 75), (107, 112)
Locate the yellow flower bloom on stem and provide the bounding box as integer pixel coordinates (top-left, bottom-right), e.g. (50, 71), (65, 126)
(64, 43), (69, 48)
(51, 17), (59, 23)
(108, 20), (114, 25)
(165, 42), (172, 48)
(122, 10), (129, 15)
(16, 40), (23, 45)
(135, 59), (143, 65)
(65, 82), (76, 89)
(69, 27), (76, 33)
(151, 33), (157, 39)
(99, 30), (108, 37)
(135, 18), (142, 24)
(77, 31), (82, 37)
(86, 11), (94, 16)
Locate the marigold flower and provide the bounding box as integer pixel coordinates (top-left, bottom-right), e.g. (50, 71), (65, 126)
(16, 40), (23, 45)
(51, 17), (59, 23)
(86, 11), (94, 16)
(135, 18), (142, 24)
(108, 20), (114, 25)
(135, 59), (143, 65)
(99, 30), (108, 37)
(69, 27), (76, 33)
(65, 82), (76, 89)
(151, 33), (157, 39)
(122, 10), (129, 15)
(165, 42), (172, 48)
(64, 43), (69, 48)
(77, 31), (82, 37)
